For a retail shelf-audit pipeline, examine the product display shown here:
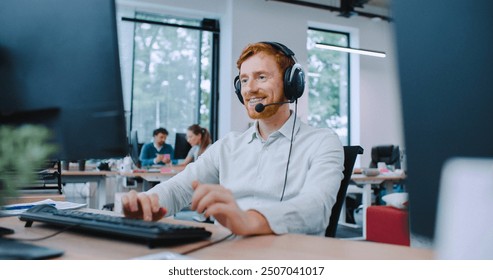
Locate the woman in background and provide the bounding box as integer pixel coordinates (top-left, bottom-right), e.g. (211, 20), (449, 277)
(180, 124), (211, 167)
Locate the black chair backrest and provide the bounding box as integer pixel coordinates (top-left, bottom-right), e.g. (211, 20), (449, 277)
(369, 145), (400, 169)
(325, 145), (364, 237)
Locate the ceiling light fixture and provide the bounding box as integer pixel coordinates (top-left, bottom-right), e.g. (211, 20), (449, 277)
(315, 42), (386, 58)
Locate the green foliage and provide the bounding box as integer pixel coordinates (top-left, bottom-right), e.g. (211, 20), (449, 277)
(0, 125), (57, 206)
(131, 12), (212, 141)
(306, 29), (349, 144)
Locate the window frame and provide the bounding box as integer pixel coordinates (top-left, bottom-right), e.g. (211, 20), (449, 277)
(307, 26), (351, 145)
(122, 15), (220, 144)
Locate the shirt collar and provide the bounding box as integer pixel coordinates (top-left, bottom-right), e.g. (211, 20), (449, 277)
(278, 110), (300, 141)
(154, 143), (163, 150)
(247, 110), (300, 144)
(247, 124), (257, 144)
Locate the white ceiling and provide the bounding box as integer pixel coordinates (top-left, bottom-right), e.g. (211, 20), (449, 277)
(270, 0), (391, 20)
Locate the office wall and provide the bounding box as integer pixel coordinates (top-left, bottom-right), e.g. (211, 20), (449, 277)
(117, 0), (403, 166)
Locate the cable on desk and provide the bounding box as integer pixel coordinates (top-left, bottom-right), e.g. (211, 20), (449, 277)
(180, 232), (236, 255)
(8, 224), (79, 242)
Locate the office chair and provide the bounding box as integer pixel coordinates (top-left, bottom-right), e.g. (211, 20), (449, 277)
(369, 145), (400, 169)
(21, 161), (63, 194)
(369, 144), (401, 204)
(325, 145), (364, 238)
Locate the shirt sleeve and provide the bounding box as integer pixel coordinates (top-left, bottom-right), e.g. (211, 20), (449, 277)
(251, 132), (344, 235)
(146, 141), (221, 215)
(186, 146), (199, 162)
(139, 143), (155, 166)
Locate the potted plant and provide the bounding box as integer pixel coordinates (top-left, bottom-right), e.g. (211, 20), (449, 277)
(0, 125), (56, 206)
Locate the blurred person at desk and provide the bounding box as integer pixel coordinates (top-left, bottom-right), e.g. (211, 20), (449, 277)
(179, 124), (212, 167)
(122, 42), (344, 236)
(139, 127), (175, 167)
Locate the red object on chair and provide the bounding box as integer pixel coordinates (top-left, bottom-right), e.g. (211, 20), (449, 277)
(366, 206), (410, 246)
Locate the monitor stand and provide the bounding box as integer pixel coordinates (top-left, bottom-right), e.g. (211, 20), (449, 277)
(0, 212), (15, 236)
(0, 226), (15, 236)
(0, 237), (64, 260)
(0, 220), (63, 259)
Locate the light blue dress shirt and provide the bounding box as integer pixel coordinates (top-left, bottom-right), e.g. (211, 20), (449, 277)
(147, 112), (344, 236)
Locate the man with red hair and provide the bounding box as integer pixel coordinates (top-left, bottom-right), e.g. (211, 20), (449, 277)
(122, 42), (344, 236)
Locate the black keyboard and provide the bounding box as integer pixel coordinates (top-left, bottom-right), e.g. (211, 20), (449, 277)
(19, 204), (211, 247)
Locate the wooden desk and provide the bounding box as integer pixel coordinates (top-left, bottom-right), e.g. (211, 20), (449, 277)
(41, 167), (182, 211)
(124, 166), (185, 182)
(6, 193), (66, 205)
(1, 211), (231, 260)
(41, 169), (118, 209)
(351, 172), (406, 190)
(59, 170), (118, 209)
(119, 166), (185, 190)
(344, 172), (407, 240)
(350, 172), (406, 212)
(189, 234), (433, 260)
(0, 210), (433, 260)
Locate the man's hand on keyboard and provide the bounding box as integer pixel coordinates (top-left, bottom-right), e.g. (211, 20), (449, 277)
(121, 190), (167, 221)
(191, 180), (273, 236)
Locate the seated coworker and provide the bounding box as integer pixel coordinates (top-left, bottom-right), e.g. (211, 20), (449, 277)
(179, 124), (212, 167)
(139, 127), (174, 166)
(122, 42), (344, 236)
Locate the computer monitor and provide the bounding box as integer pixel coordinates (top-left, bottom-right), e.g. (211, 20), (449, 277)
(0, 0), (127, 161)
(393, 1), (493, 242)
(129, 130), (141, 168)
(174, 133), (192, 160)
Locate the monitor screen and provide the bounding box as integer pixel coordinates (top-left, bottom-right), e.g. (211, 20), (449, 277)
(393, 1), (493, 241)
(0, 0), (127, 161)
(174, 133), (192, 160)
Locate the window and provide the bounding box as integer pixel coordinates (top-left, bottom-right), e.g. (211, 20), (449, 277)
(128, 13), (219, 146)
(306, 28), (350, 145)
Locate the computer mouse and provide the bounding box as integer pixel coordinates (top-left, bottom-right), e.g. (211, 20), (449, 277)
(25, 204), (57, 213)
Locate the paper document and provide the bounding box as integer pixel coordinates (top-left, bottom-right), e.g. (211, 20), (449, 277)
(0, 199), (86, 216)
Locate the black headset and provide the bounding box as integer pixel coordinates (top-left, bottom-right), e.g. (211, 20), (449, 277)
(234, 42), (305, 104)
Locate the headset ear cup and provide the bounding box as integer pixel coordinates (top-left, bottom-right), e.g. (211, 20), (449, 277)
(284, 64), (305, 100)
(292, 64), (305, 99)
(283, 66), (294, 100)
(234, 75), (244, 104)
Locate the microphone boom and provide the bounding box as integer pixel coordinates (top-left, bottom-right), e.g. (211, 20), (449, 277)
(254, 100), (293, 113)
